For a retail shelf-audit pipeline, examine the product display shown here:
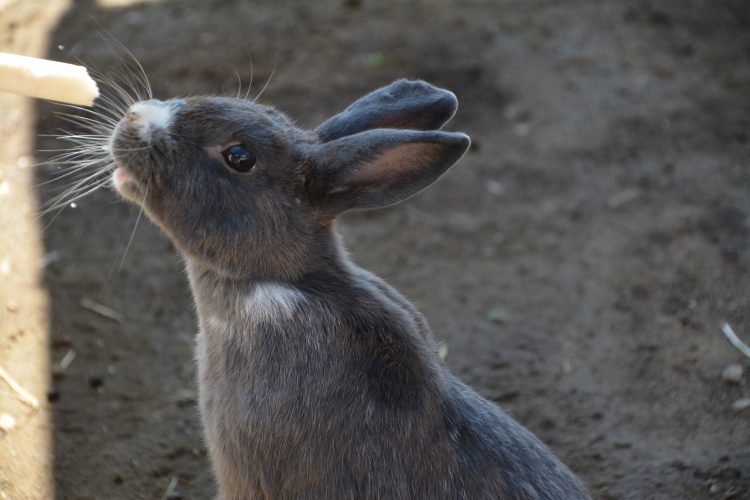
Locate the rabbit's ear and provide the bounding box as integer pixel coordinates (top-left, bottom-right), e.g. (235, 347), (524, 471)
(315, 80), (458, 143)
(307, 128), (470, 212)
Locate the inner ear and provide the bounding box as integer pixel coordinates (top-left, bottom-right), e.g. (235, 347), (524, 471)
(308, 128), (470, 213)
(330, 143), (435, 197)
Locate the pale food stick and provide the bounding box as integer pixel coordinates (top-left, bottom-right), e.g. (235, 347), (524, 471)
(0, 52), (99, 107)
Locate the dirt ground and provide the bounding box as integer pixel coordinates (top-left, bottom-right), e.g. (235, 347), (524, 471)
(1, 0), (750, 498)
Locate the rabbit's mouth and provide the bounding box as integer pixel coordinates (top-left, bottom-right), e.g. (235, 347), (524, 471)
(112, 165), (147, 203)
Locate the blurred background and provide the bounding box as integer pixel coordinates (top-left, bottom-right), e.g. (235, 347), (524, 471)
(1, 0), (749, 498)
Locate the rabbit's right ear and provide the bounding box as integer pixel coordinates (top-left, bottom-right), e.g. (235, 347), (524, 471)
(315, 80), (458, 142)
(306, 128), (470, 213)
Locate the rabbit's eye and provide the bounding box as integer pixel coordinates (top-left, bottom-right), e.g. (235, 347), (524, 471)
(222, 145), (256, 173)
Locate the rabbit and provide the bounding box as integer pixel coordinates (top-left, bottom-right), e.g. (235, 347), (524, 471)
(109, 79), (590, 500)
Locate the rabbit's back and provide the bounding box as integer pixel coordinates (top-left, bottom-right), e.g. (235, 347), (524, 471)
(191, 262), (588, 500)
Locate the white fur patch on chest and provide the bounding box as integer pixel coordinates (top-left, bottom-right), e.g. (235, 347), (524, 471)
(243, 283), (306, 324)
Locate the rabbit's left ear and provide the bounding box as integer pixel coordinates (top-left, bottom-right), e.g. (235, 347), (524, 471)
(306, 128), (470, 212)
(315, 80), (458, 142)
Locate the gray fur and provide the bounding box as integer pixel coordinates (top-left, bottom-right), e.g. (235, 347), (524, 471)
(110, 80), (590, 499)
(316, 79), (459, 142)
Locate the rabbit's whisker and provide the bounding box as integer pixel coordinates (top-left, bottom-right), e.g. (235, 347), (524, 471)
(239, 32), (255, 101)
(117, 177), (149, 272)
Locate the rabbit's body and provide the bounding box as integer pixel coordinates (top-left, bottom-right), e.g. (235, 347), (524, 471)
(110, 80), (590, 499)
(189, 255), (586, 499)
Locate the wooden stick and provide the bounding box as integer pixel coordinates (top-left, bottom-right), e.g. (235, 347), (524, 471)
(0, 365), (39, 410)
(58, 349), (77, 371)
(0, 52), (98, 106)
(721, 322), (750, 360)
(80, 298), (124, 323)
(159, 476), (178, 500)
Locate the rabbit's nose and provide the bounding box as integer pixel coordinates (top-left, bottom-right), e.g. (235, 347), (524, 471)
(124, 99), (161, 123)
(123, 108), (139, 123)
(122, 100), (176, 139)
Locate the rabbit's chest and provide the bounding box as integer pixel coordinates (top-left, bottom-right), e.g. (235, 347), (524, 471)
(193, 283), (343, 438)
(195, 311), (354, 496)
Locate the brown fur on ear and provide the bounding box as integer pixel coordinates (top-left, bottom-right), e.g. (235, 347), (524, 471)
(308, 128), (470, 212)
(330, 143), (431, 194)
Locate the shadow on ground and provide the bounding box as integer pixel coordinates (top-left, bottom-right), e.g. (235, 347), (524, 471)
(26, 0), (750, 498)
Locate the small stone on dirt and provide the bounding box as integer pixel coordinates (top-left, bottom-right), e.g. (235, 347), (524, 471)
(52, 366), (65, 380)
(485, 180), (505, 196)
(47, 389), (60, 403)
(89, 374), (104, 389)
(485, 307), (508, 324)
(173, 388), (196, 407)
(5, 300), (19, 313)
(493, 390), (520, 402)
(0, 413), (16, 432)
(52, 333), (73, 348)
(731, 398), (750, 412)
(512, 122), (530, 136)
(438, 342), (449, 360)
(722, 364), (744, 384)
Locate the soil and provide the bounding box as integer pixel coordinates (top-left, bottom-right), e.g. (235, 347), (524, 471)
(2, 0), (750, 498)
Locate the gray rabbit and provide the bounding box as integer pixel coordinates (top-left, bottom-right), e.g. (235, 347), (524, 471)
(110, 80), (590, 499)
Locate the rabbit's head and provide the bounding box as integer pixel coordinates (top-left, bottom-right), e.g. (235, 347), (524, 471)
(110, 80), (470, 279)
